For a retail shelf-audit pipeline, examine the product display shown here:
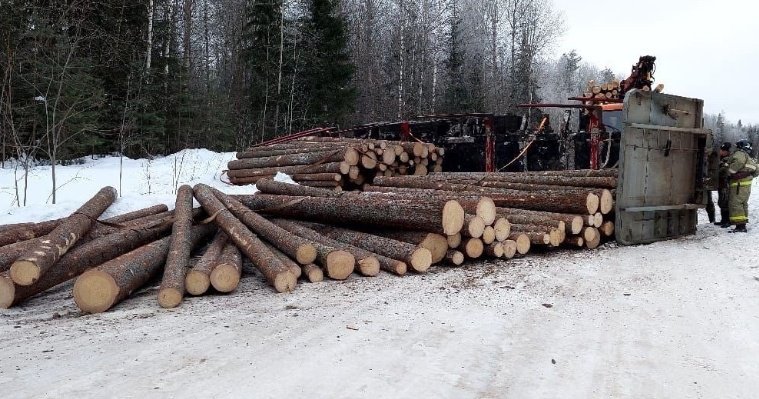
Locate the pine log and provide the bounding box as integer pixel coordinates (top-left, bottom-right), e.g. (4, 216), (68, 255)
(193, 185), (297, 292)
(358, 189), (495, 225)
(292, 173), (342, 182)
(447, 233), (462, 249)
(502, 240), (517, 259)
(583, 227), (600, 244)
(509, 226), (551, 246)
(210, 243), (243, 293)
(297, 180), (342, 188)
(275, 219), (380, 277)
(371, 230), (447, 264)
(586, 230), (601, 249)
(226, 162), (343, 178)
(460, 238), (484, 259)
(103, 204), (170, 224)
(564, 236), (585, 247)
(600, 221), (615, 237)
(482, 226), (496, 245)
(236, 144), (342, 158)
(309, 224), (431, 273)
(493, 217), (511, 242)
(255, 178), (341, 198)
(157, 185), (195, 308)
(10, 187), (117, 286)
(507, 233), (531, 254)
(72, 224), (215, 313)
(269, 219), (355, 280)
(228, 149), (356, 170)
(463, 214), (485, 238)
(376, 174), (617, 189)
(301, 263), (324, 283)
(185, 232), (227, 296)
(263, 241), (303, 279)
(0, 220), (175, 309)
(496, 208), (585, 234)
(208, 188), (317, 264)
(592, 213), (604, 228)
(502, 214), (566, 234)
(235, 194), (465, 236)
(445, 250), (465, 266)
(485, 242), (504, 258)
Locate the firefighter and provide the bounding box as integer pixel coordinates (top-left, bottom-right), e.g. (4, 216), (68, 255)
(715, 143), (732, 227)
(724, 140), (757, 233)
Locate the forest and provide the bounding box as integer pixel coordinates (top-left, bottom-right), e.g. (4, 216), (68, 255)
(1, 0), (756, 165)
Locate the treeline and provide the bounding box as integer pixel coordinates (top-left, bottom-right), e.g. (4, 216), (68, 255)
(0, 0), (670, 164)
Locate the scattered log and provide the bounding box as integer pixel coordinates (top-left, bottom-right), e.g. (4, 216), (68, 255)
(103, 204), (170, 224)
(263, 241), (303, 279)
(310, 224), (432, 273)
(236, 194), (465, 236)
(228, 149), (355, 170)
(371, 230), (447, 264)
(226, 162), (343, 178)
(10, 186), (118, 286)
(210, 243), (243, 293)
(193, 184), (297, 292)
(0, 220), (175, 309)
(72, 224), (215, 313)
(0, 220), (60, 247)
(157, 185), (195, 309)
(302, 263), (324, 283)
(185, 232), (228, 296)
(255, 178), (341, 198)
(269, 219), (355, 280)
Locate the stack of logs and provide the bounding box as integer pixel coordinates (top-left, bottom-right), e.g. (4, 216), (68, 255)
(227, 137), (445, 190)
(584, 79), (623, 100)
(0, 168), (616, 314)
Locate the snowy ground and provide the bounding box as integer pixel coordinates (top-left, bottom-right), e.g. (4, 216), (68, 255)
(1, 151), (758, 399)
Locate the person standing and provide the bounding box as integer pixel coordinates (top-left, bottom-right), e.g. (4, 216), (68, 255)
(724, 140), (757, 232)
(715, 143), (732, 227)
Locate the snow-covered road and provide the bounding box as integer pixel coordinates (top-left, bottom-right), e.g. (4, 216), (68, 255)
(1, 151), (757, 398)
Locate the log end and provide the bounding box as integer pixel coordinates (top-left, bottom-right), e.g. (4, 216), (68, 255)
(583, 227), (599, 244)
(0, 275), (16, 309)
(390, 261), (408, 276)
(600, 190), (614, 214)
(288, 264), (303, 279)
(421, 234), (449, 264)
(357, 257), (381, 277)
(586, 193), (600, 215)
(442, 200), (465, 235)
(571, 216), (585, 235)
(446, 233), (462, 249)
(9, 260), (41, 286)
(73, 270), (119, 314)
(303, 264), (324, 283)
(158, 288), (184, 309)
(325, 250), (355, 280)
(273, 271), (298, 292)
(476, 197), (497, 225)
(463, 238), (484, 259)
(482, 226), (496, 245)
(502, 240), (517, 259)
(593, 213), (604, 228)
(586, 233), (601, 249)
(210, 264), (242, 293)
(446, 250), (465, 266)
(466, 215), (486, 239)
(185, 270), (211, 296)
(494, 218), (511, 242)
(409, 248), (432, 273)
(515, 234), (531, 255)
(295, 244), (318, 265)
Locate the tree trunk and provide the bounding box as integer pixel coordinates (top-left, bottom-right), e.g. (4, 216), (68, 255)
(185, 231), (227, 296)
(210, 242), (242, 293)
(263, 241), (302, 279)
(206, 187), (317, 264)
(226, 162), (343, 178)
(157, 185), (195, 308)
(268, 219), (355, 280)
(192, 184), (297, 292)
(10, 186), (117, 286)
(0, 220), (175, 309)
(306, 223), (432, 273)
(227, 149), (356, 170)
(72, 224), (215, 313)
(302, 263), (324, 283)
(371, 230), (448, 264)
(255, 178), (341, 198)
(235, 194), (465, 236)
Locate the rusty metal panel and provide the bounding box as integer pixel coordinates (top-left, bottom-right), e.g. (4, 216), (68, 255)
(615, 90), (710, 245)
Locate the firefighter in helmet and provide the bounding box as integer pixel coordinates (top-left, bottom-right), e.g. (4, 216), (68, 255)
(722, 139), (757, 232)
(713, 143), (732, 227)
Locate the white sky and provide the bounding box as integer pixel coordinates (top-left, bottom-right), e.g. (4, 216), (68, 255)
(553, 0), (759, 124)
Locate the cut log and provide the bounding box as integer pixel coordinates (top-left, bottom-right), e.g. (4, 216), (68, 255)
(600, 221), (615, 237)
(493, 217), (511, 241)
(447, 233), (462, 249)
(593, 213), (604, 228)
(157, 185), (195, 309)
(193, 184), (297, 292)
(208, 188), (317, 265)
(586, 230), (601, 249)
(308, 224), (432, 273)
(0, 220), (175, 309)
(263, 241), (302, 279)
(507, 233), (531, 255)
(485, 242), (504, 258)
(445, 250), (465, 266)
(496, 208), (585, 235)
(235, 194), (465, 236)
(10, 187), (117, 286)
(475, 197), (497, 225)
(302, 263), (324, 283)
(464, 214), (485, 238)
(564, 236), (585, 247)
(103, 204), (170, 224)
(502, 240), (517, 259)
(377, 173), (617, 189)
(255, 178), (341, 198)
(0, 220), (60, 247)
(269, 219), (355, 280)
(583, 227), (600, 244)
(228, 149), (354, 170)
(460, 238), (484, 259)
(226, 162), (343, 178)
(502, 214), (567, 234)
(210, 243), (243, 293)
(72, 224), (215, 313)
(185, 232), (227, 296)
(371, 230), (448, 265)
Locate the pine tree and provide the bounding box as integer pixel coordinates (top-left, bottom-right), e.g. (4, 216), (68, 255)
(443, 3), (467, 113)
(301, 0), (356, 127)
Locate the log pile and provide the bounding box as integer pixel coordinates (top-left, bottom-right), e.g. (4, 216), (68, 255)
(584, 79), (624, 101)
(0, 168), (617, 313)
(227, 136), (445, 190)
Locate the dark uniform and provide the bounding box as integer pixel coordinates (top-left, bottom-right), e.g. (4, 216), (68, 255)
(706, 149), (720, 223)
(715, 143), (732, 226)
(724, 140), (757, 232)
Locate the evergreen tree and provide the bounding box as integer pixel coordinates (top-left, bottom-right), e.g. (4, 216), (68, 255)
(301, 0), (356, 127)
(443, 3), (467, 113)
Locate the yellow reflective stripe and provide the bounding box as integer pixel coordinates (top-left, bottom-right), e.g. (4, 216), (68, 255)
(730, 178), (753, 186)
(730, 216), (748, 222)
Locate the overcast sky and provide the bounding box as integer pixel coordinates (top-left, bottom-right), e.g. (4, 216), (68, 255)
(553, 0), (759, 124)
